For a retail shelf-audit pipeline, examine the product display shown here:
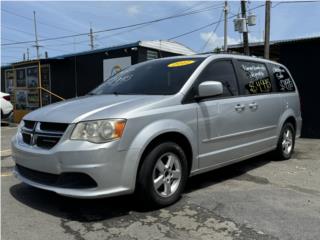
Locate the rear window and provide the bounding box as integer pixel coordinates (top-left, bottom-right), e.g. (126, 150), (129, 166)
(238, 61), (273, 95)
(270, 64), (296, 92)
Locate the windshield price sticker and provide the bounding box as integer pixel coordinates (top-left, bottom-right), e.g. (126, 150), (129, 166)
(168, 60), (195, 68)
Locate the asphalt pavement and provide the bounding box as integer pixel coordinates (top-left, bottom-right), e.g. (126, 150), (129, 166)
(1, 125), (320, 240)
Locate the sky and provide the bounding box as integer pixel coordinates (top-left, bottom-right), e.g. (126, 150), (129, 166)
(1, 0), (320, 65)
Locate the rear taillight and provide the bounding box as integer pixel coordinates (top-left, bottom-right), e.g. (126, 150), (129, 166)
(3, 95), (10, 101)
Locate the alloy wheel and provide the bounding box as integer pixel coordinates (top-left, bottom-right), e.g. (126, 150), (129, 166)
(282, 128), (293, 155)
(152, 152), (182, 197)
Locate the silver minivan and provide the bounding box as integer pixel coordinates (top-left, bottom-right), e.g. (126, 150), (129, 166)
(12, 54), (302, 206)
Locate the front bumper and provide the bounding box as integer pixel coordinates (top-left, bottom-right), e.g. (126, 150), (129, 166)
(11, 131), (140, 198)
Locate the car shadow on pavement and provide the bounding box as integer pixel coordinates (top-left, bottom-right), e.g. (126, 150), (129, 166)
(186, 152), (277, 193)
(9, 152), (277, 222)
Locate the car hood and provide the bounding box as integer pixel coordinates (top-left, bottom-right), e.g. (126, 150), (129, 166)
(24, 95), (169, 123)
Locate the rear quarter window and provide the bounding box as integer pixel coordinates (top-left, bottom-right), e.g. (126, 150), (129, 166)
(238, 61), (273, 95)
(270, 64), (296, 92)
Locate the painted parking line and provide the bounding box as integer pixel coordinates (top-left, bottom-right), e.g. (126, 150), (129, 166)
(1, 172), (12, 177)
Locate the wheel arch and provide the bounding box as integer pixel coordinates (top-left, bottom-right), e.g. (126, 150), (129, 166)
(284, 116), (296, 131)
(137, 131), (194, 177)
(277, 109), (298, 137)
(122, 119), (197, 192)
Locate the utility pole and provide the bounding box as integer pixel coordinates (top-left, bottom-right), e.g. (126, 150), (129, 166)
(240, 0), (250, 55)
(27, 48), (30, 60)
(264, 0), (271, 59)
(224, 1), (228, 52)
(33, 11), (41, 59)
(89, 25), (94, 50)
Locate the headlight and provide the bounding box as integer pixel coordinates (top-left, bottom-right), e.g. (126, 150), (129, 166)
(70, 119), (126, 143)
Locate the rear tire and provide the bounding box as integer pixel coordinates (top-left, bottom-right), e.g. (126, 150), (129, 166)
(137, 142), (188, 207)
(274, 122), (295, 160)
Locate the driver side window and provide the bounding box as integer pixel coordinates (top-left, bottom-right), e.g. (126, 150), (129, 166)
(197, 60), (239, 97)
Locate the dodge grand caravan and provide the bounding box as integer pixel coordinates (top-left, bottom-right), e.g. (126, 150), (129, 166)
(12, 54), (302, 206)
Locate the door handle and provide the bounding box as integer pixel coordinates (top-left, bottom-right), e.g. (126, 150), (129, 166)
(249, 102), (258, 110)
(235, 104), (245, 112)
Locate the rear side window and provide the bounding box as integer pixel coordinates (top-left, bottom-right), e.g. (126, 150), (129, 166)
(197, 60), (238, 97)
(238, 61), (273, 95)
(270, 64), (296, 92)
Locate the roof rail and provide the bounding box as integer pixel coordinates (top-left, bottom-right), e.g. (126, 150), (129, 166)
(199, 50), (265, 59)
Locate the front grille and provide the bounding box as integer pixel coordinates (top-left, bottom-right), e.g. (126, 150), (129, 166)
(36, 136), (61, 149)
(22, 133), (32, 144)
(24, 120), (36, 129)
(21, 121), (69, 149)
(16, 164), (98, 189)
(40, 122), (69, 132)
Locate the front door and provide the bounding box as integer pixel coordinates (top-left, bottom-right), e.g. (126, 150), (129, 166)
(196, 59), (255, 168)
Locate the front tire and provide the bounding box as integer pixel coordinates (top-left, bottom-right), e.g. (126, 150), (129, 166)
(274, 122), (295, 160)
(137, 142), (188, 207)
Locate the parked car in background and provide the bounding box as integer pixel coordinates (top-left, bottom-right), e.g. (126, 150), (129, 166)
(11, 54), (301, 207)
(1, 92), (13, 121)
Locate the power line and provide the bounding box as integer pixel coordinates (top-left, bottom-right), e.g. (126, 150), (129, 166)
(168, 3), (266, 41)
(1, 4), (224, 46)
(1, 8), (79, 34)
(53, 3), (224, 48)
(168, 19), (221, 41)
(199, 9), (224, 52)
(178, 1), (209, 14)
(2, 25), (73, 44)
(168, 0), (320, 41)
(2, 37), (17, 42)
(2, 3), (223, 49)
(272, 2), (282, 8)
(1, 44), (30, 50)
(2, 25), (35, 37)
(41, 3), (222, 52)
(69, 2), (214, 48)
(96, 3), (223, 42)
(2, 3), (223, 59)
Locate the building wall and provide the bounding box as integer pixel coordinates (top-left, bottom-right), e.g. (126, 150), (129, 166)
(1, 67), (9, 92)
(48, 46), (181, 101)
(279, 41), (320, 138)
(49, 59), (76, 101)
(1, 46), (183, 101)
(138, 47), (180, 62)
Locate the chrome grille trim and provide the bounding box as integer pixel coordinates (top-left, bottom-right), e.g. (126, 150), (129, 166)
(21, 121), (68, 149)
(36, 122), (65, 136)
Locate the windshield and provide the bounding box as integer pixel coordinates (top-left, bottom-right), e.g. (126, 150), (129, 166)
(91, 57), (205, 95)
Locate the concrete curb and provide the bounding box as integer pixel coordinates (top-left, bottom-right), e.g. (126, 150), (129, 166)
(1, 150), (12, 158)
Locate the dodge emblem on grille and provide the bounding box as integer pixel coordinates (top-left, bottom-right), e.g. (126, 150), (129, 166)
(30, 133), (38, 145)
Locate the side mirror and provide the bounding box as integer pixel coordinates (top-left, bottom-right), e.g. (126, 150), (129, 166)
(197, 81), (223, 99)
